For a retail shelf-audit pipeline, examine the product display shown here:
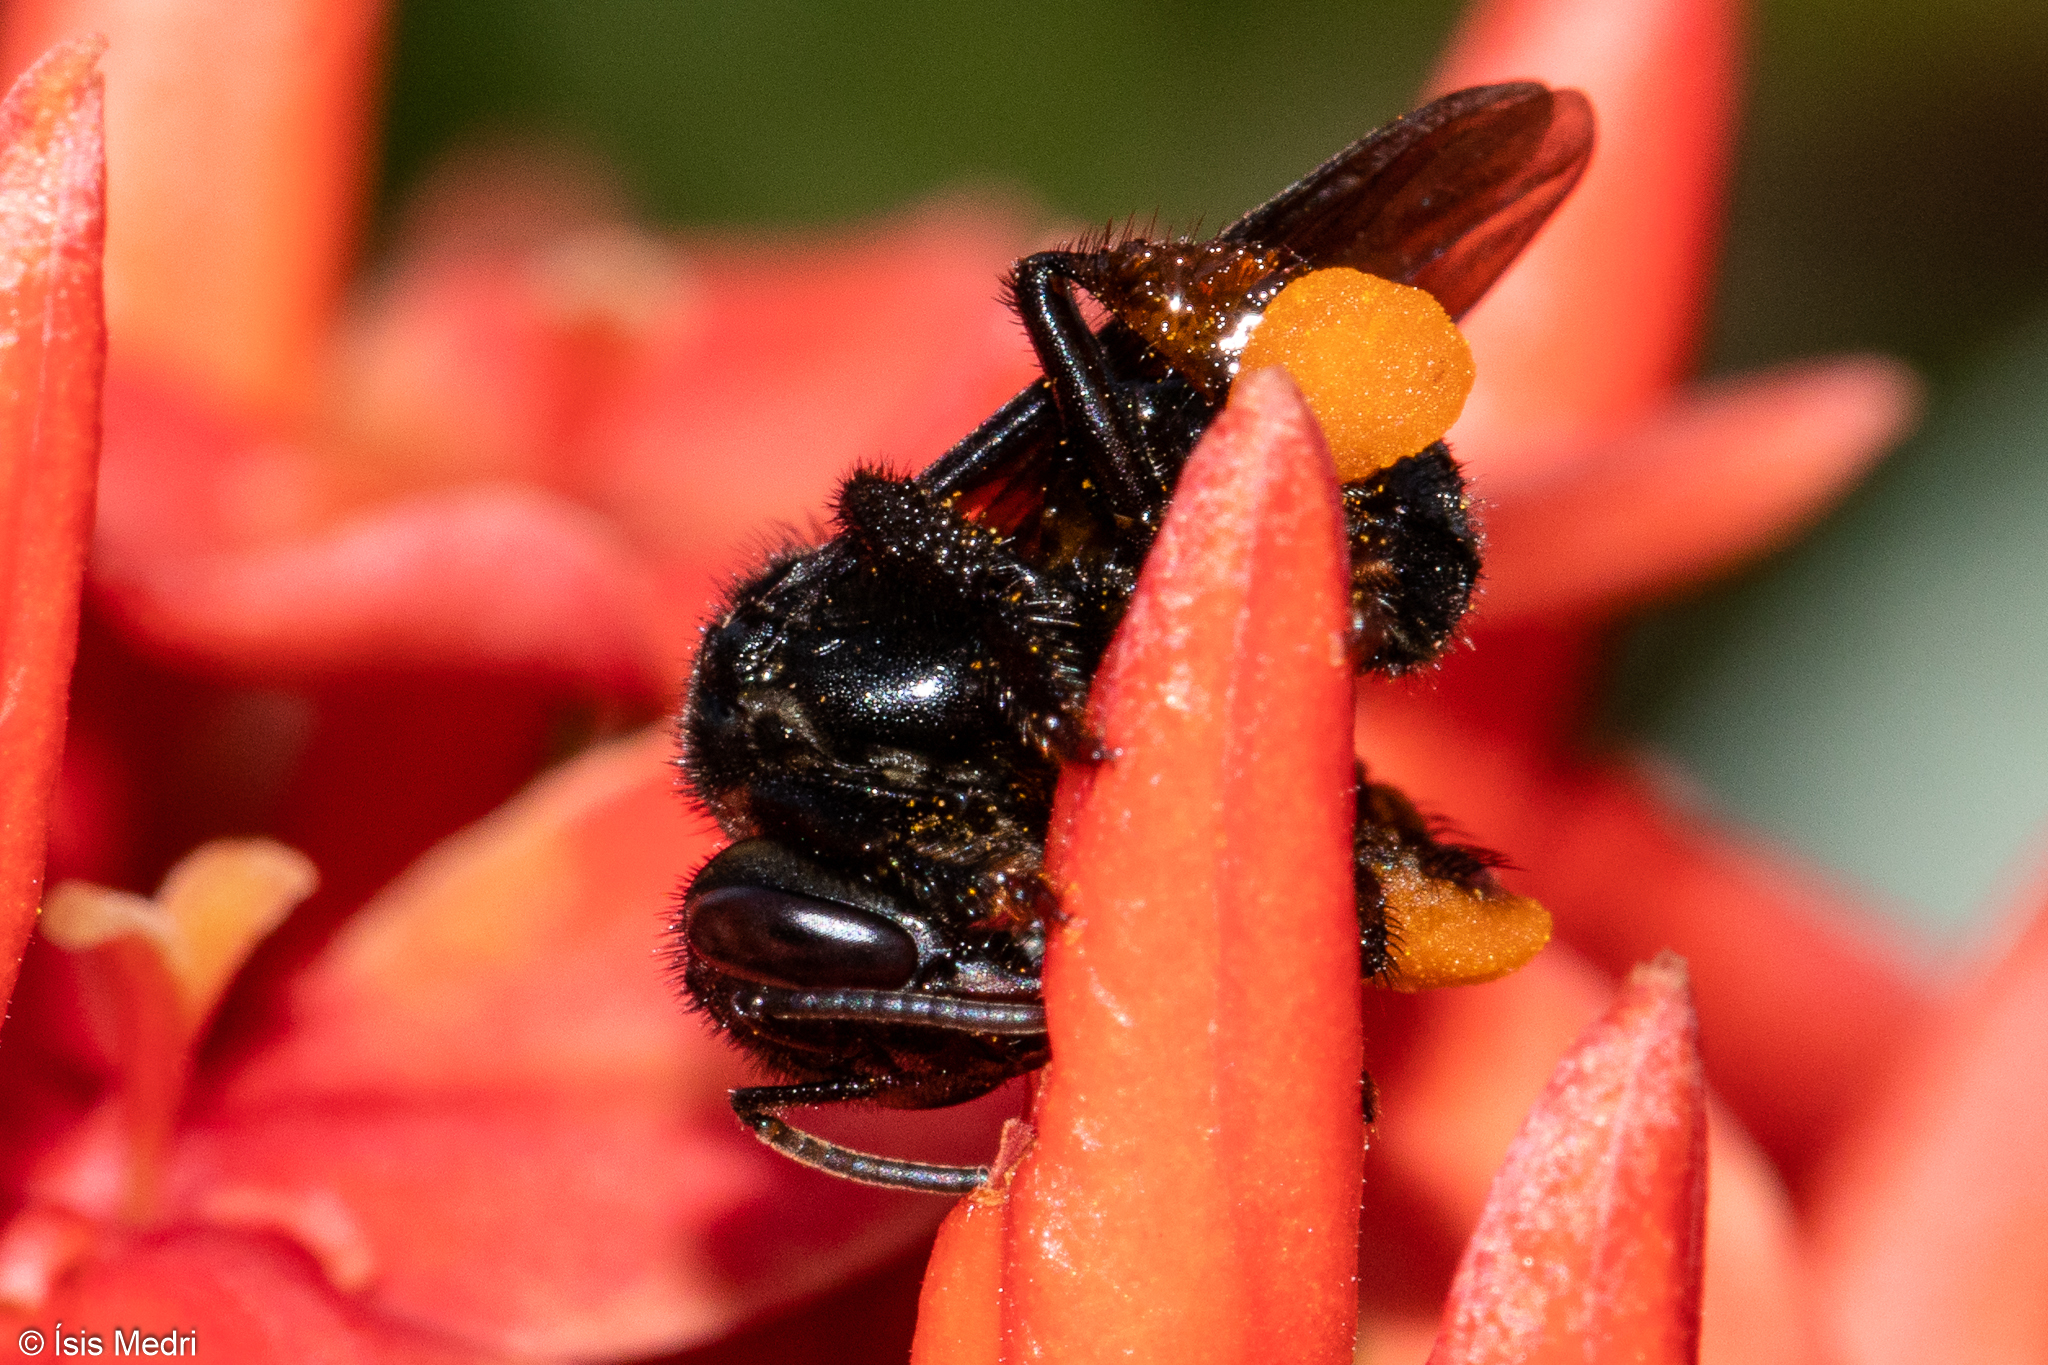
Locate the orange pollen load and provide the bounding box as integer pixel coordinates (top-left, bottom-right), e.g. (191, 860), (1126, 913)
(1236, 266), (1475, 481)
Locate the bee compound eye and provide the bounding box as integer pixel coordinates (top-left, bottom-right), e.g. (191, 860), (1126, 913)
(685, 884), (921, 990)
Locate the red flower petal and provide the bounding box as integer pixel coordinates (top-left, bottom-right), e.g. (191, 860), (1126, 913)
(1809, 886), (2048, 1363)
(192, 732), (1000, 1357)
(998, 369), (1362, 1361)
(1429, 954), (1708, 1364)
(324, 231), (685, 504)
(0, 37), (105, 1020)
(219, 732), (721, 1101)
(84, 363), (678, 701)
(1366, 948), (1818, 1365)
(96, 482), (667, 694)
(0, 1229), (512, 1363)
(911, 1189), (1006, 1365)
(1433, 0), (1740, 465)
(5, 0), (382, 419)
(1480, 357), (1921, 621)
(578, 203), (1041, 564)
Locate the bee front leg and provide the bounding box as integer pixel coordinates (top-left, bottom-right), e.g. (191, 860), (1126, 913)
(729, 1079), (997, 1194)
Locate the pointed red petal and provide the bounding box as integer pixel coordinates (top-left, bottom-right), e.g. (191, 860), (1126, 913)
(910, 1193), (1006, 1365)
(1367, 949), (1818, 1365)
(0, 37), (105, 1022)
(1430, 955), (1708, 1365)
(1480, 357), (1920, 621)
(1433, 0), (1740, 467)
(5, 0), (383, 419)
(1001, 369), (1361, 1362)
(1809, 888), (2048, 1363)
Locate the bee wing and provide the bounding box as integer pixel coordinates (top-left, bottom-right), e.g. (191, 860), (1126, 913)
(1222, 83), (1594, 320)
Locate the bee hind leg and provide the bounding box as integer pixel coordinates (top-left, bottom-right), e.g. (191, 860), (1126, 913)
(1352, 764), (1550, 990)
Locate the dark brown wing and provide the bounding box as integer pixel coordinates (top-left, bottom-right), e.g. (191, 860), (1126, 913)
(1221, 83), (1594, 320)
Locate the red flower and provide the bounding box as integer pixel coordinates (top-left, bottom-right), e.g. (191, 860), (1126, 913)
(0, 3), (1033, 1357)
(0, 0), (2035, 1358)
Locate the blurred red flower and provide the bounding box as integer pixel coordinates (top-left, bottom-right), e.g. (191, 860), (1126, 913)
(0, 0), (2038, 1359)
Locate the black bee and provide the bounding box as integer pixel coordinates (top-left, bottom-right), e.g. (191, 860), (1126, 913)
(675, 83), (1594, 1193)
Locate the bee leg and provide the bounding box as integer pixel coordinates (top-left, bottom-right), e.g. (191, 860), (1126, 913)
(724, 988), (1048, 1192)
(1351, 762), (1504, 982)
(1353, 764), (1548, 992)
(1341, 442), (1481, 673)
(729, 1079), (996, 1195)
(730, 982), (1048, 1036)
(1010, 251), (1161, 522)
(918, 380), (1058, 496)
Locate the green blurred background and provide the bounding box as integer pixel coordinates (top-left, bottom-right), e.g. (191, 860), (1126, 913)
(376, 0), (2048, 954)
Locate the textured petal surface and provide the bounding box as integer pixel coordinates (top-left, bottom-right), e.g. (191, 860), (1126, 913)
(1366, 948), (1816, 1365)
(911, 1191), (1006, 1365)
(1428, 956), (1708, 1364)
(1003, 370), (1361, 1363)
(0, 37), (105, 1018)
